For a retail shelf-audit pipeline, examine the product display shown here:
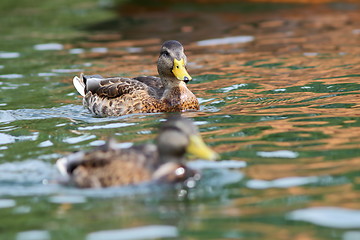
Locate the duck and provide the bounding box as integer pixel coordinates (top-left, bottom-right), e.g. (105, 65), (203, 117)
(56, 116), (218, 188)
(73, 40), (199, 117)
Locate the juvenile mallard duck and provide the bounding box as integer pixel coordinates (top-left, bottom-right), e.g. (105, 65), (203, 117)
(56, 117), (218, 188)
(73, 40), (199, 117)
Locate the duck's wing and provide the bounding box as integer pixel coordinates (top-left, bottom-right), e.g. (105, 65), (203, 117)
(133, 76), (165, 96)
(73, 74), (160, 99)
(56, 138), (118, 177)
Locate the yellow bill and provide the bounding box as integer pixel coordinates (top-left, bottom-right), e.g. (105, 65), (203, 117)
(186, 135), (218, 161)
(172, 58), (192, 81)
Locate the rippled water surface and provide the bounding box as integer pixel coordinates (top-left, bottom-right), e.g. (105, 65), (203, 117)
(1, 0), (360, 239)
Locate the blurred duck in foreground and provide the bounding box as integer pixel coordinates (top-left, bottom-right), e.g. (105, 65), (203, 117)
(73, 40), (199, 117)
(56, 116), (218, 188)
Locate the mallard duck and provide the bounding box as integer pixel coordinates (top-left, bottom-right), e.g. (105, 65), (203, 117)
(56, 117), (218, 188)
(73, 40), (199, 117)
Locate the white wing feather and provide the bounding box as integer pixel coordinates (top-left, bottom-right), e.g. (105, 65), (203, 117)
(73, 76), (85, 97)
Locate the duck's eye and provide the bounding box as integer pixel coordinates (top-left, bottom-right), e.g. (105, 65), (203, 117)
(162, 51), (170, 57)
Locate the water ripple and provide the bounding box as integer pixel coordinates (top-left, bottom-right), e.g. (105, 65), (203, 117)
(0, 160), (57, 184)
(86, 225), (178, 240)
(16, 230), (50, 240)
(34, 43), (63, 51)
(197, 36), (255, 46)
(0, 199), (16, 208)
(78, 122), (135, 130)
(247, 176), (319, 189)
(0, 74), (24, 79)
(288, 207), (360, 229)
(343, 231), (360, 240)
(48, 195), (87, 204)
(256, 150), (299, 158)
(0, 52), (20, 59)
(0, 105), (92, 123)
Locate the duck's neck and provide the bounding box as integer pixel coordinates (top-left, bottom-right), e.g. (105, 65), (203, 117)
(160, 77), (198, 110)
(161, 77), (186, 89)
(158, 155), (185, 165)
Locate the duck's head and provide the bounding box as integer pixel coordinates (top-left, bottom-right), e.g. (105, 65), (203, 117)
(156, 116), (218, 163)
(157, 40), (192, 84)
(153, 116), (217, 183)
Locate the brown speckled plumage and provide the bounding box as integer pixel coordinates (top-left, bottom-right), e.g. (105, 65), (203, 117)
(56, 117), (218, 188)
(63, 143), (159, 188)
(73, 40), (199, 117)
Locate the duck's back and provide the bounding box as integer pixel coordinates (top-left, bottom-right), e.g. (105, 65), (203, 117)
(133, 76), (165, 95)
(59, 142), (159, 188)
(79, 75), (165, 116)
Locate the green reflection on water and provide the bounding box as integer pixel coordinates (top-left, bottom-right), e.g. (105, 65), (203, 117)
(262, 82), (360, 94)
(215, 126), (272, 138)
(262, 131), (329, 142)
(285, 65), (315, 70)
(292, 117), (360, 128)
(254, 62), (284, 68)
(195, 74), (221, 83)
(303, 148), (360, 160)
(310, 103), (355, 108)
(315, 74), (360, 80)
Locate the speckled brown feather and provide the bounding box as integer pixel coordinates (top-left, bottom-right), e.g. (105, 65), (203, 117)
(162, 84), (199, 112)
(81, 76), (199, 116)
(65, 144), (159, 188)
(82, 76), (166, 116)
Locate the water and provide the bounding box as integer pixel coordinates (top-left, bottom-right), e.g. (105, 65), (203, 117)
(1, 0), (360, 239)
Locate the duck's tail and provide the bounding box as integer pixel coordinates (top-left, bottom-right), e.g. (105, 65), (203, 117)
(56, 157), (70, 177)
(55, 153), (83, 186)
(56, 151), (86, 177)
(73, 73), (86, 97)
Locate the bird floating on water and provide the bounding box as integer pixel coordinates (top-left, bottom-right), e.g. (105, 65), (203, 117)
(73, 40), (199, 117)
(56, 116), (218, 188)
